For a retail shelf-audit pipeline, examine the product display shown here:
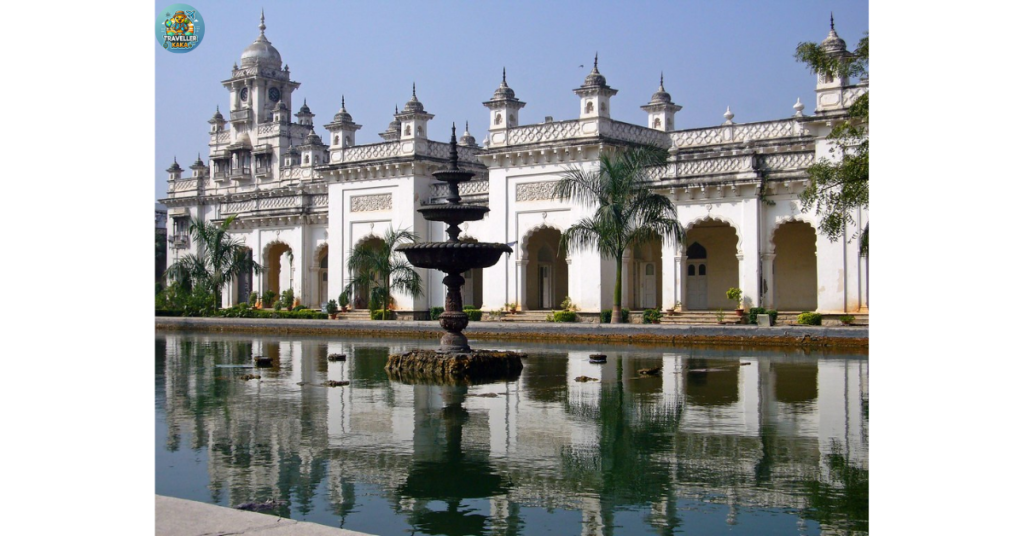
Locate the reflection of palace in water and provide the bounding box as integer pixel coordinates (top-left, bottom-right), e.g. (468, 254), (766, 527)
(158, 334), (868, 535)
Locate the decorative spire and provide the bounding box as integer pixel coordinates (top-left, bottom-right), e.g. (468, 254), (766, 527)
(259, 9), (266, 34)
(830, 12), (834, 31)
(341, 95), (346, 109)
(594, 51), (599, 70)
(793, 97), (805, 117)
(503, 67), (506, 83)
(723, 106), (734, 125)
(660, 72), (664, 89)
(448, 122), (459, 169)
(412, 82), (417, 98)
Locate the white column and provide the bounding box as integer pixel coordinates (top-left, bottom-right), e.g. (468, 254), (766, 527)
(621, 249), (633, 309)
(678, 255), (688, 310)
(517, 259), (528, 310)
(661, 242), (679, 311)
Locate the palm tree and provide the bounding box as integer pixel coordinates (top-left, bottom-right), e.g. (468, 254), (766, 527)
(165, 214), (262, 309)
(555, 146), (684, 323)
(347, 227), (423, 319)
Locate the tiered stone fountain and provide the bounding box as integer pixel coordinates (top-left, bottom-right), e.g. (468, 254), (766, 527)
(385, 125), (524, 384)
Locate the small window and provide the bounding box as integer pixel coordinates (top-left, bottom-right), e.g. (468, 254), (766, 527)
(645, 264), (655, 276)
(698, 264), (706, 276)
(687, 265), (695, 276)
(686, 242), (707, 259)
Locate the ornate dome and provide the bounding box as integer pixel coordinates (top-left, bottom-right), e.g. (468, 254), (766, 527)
(298, 99), (311, 115)
(492, 68), (516, 100)
(333, 96), (352, 123)
(305, 127), (322, 145)
(403, 84), (424, 113)
(210, 105), (224, 122)
(821, 15), (848, 55)
(240, 12), (282, 69)
(582, 53), (607, 88)
(459, 122), (477, 147)
(649, 74), (672, 104)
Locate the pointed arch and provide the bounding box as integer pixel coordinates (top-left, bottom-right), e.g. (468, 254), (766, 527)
(770, 219), (817, 311)
(520, 224), (568, 310)
(262, 240), (293, 299)
(681, 217), (740, 310)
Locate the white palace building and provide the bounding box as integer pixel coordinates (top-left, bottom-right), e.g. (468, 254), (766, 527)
(161, 15), (868, 316)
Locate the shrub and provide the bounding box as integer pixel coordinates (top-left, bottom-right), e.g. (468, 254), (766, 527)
(559, 296), (580, 312)
(293, 305), (308, 311)
(182, 286), (216, 317)
(280, 288), (295, 311)
(552, 310), (577, 322)
(248, 291), (259, 307)
(600, 309), (631, 323)
(326, 299), (338, 315)
(748, 307), (779, 325)
(839, 315), (855, 325)
(726, 287), (743, 309)
(261, 290), (277, 307)
(155, 309), (184, 317)
(430, 306), (444, 320)
(338, 289), (350, 309)
(797, 312), (823, 325)
(642, 309), (662, 324)
(371, 309), (394, 321)
(463, 307), (483, 321)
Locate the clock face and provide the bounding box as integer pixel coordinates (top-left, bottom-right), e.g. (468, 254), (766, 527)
(239, 87), (248, 102)
(269, 87), (281, 102)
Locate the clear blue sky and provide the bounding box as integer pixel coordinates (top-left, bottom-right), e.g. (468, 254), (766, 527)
(155, 0), (867, 199)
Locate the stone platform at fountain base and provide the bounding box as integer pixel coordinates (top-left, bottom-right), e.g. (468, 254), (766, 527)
(385, 349), (525, 384)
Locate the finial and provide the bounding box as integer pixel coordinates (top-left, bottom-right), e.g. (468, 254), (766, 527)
(395, 104), (399, 114)
(724, 106), (734, 124)
(412, 82), (416, 98)
(830, 12), (834, 31)
(793, 97), (805, 117)
(174, 155), (178, 164)
(216, 104), (219, 112)
(594, 52), (598, 69)
(259, 9), (266, 33)
(452, 122), (457, 138)
(660, 72), (664, 87)
(341, 95), (345, 109)
(465, 121), (470, 132)
(303, 98), (307, 107)
(503, 67), (506, 83)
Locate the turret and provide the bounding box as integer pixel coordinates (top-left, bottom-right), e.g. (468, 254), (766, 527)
(395, 84), (434, 140)
(324, 96), (362, 148)
(574, 53), (617, 119)
(166, 157), (183, 182)
(640, 73), (681, 131)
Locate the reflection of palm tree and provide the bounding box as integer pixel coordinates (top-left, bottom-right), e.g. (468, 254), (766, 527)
(556, 146), (684, 323)
(348, 227), (423, 318)
(802, 440), (869, 533)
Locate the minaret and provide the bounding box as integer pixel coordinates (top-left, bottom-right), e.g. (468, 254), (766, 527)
(299, 127), (326, 167)
(640, 73), (682, 131)
(295, 99), (313, 126)
(166, 157), (183, 182)
(395, 84), (434, 140)
(574, 53), (618, 119)
(482, 68), (526, 136)
(273, 100), (289, 124)
(324, 96), (362, 149)
(815, 14), (852, 113)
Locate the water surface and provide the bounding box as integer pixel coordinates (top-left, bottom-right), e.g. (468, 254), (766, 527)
(156, 333), (867, 535)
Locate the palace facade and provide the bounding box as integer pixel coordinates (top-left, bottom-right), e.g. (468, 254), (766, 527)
(161, 15), (868, 315)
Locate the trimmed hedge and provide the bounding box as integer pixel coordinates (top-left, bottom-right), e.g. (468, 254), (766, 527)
(797, 312), (823, 325)
(463, 307), (483, 321)
(371, 310), (396, 321)
(156, 309), (184, 317)
(552, 311), (577, 322)
(430, 306), (444, 320)
(158, 305), (328, 320)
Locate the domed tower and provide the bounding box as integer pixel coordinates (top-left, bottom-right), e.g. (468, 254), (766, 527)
(223, 10), (301, 129)
(459, 121), (478, 148)
(324, 96), (362, 149)
(815, 14), (854, 113)
(640, 73), (682, 131)
(574, 53), (618, 120)
(482, 68), (526, 140)
(379, 105), (402, 142)
(295, 99), (313, 126)
(395, 84), (434, 141)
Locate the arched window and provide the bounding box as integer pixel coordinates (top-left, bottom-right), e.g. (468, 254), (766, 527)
(686, 242), (707, 259)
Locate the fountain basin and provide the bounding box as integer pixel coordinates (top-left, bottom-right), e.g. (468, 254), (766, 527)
(386, 349), (524, 385)
(397, 242), (512, 273)
(417, 204), (490, 224)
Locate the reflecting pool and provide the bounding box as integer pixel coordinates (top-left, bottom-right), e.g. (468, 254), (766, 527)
(156, 333), (868, 535)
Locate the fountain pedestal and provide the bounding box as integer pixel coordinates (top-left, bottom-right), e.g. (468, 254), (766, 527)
(386, 125), (522, 383)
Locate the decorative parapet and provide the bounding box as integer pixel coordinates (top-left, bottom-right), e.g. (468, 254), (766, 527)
(311, 194), (328, 207)
(351, 193), (392, 212)
(213, 131), (230, 144)
(170, 179), (198, 193)
(674, 156), (751, 177)
(222, 199), (255, 214)
(506, 120), (584, 146)
(430, 179), (488, 200)
(670, 119), (805, 148)
(605, 120), (671, 149)
(843, 85), (868, 108)
(424, 140), (481, 164)
(761, 152), (814, 172)
(218, 193), (328, 216)
(516, 181), (558, 202)
(331, 141), (401, 163)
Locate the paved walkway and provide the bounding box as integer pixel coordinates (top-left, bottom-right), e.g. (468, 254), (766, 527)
(156, 495), (374, 536)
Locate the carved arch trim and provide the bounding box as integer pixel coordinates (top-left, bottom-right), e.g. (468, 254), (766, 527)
(519, 223), (564, 261)
(682, 215), (743, 255)
(767, 216), (817, 255)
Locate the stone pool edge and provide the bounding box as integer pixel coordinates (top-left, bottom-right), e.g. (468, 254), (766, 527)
(155, 317), (868, 349)
(155, 495), (375, 536)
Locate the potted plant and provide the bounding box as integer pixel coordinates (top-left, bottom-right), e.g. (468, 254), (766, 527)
(715, 308), (725, 324)
(839, 315), (854, 326)
(326, 299), (338, 319)
(726, 287), (743, 316)
(504, 301), (519, 314)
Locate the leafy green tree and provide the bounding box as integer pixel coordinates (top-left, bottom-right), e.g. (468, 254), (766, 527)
(347, 227), (423, 320)
(795, 31), (869, 253)
(164, 214), (262, 309)
(555, 146), (685, 323)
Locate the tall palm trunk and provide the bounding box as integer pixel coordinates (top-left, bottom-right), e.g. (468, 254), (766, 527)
(612, 252), (623, 324)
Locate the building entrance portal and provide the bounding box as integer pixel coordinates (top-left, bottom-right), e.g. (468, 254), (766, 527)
(522, 227), (568, 311)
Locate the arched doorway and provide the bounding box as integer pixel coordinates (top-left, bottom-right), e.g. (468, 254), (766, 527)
(317, 246), (329, 307)
(772, 221), (817, 311)
(350, 236), (384, 310)
(683, 220), (739, 310)
(630, 239), (663, 310)
(264, 242), (293, 299)
(522, 227), (568, 310)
